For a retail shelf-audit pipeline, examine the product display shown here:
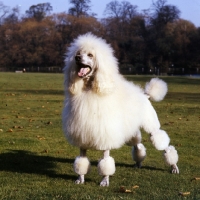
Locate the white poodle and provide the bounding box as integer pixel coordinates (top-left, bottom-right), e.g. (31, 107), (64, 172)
(62, 33), (179, 186)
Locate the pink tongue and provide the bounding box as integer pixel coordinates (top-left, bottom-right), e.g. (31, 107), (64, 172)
(78, 68), (89, 77)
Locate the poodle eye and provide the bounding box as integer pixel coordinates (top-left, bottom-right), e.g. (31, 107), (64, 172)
(88, 53), (93, 58)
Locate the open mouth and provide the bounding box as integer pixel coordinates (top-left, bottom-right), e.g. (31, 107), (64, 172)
(77, 64), (92, 78)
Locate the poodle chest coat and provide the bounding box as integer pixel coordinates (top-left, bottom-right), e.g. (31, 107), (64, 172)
(63, 80), (160, 150)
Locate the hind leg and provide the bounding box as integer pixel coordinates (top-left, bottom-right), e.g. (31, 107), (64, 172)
(142, 103), (179, 173)
(149, 130), (179, 173)
(132, 143), (146, 168)
(74, 149), (90, 184)
(163, 145), (179, 174)
(98, 150), (116, 186)
(126, 130), (147, 168)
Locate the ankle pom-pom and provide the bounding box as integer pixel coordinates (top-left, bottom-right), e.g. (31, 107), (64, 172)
(132, 143), (146, 163)
(74, 156), (90, 175)
(98, 156), (115, 176)
(164, 146), (178, 165)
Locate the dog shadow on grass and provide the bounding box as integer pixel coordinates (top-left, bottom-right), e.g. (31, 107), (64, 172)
(0, 150), (165, 182)
(115, 162), (165, 172)
(0, 150), (76, 180)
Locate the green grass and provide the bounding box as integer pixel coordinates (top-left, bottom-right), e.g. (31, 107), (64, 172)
(0, 73), (200, 199)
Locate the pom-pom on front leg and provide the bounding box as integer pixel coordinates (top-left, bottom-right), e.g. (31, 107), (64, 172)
(98, 156), (116, 176)
(74, 156), (90, 184)
(98, 156), (115, 186)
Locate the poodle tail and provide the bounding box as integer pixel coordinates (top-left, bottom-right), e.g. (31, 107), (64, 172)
(144, 78), (168, 102)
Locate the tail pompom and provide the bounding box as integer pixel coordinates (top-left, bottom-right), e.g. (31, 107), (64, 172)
(145, 78), (168, 102)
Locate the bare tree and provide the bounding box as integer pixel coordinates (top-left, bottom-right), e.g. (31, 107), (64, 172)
(104, 1), (137, 20)
(26, 3), (53, 21)
(68, 0), (91, 17)
(104, 0), (121, 18)
(151, 0), (180, 26)
(0, 1), (9, 25)
(120, 1), (138, 20)
(4, 6), (21, 24)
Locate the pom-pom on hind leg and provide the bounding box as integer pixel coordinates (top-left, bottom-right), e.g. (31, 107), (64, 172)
(126, 131), (146, 168)
(132, 143), (146, 168)
(98, 150), (115, 186)
(164, 146), (179, 174)
(73, 149), (90, 184)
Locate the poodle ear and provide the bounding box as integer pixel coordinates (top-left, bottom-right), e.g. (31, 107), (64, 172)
(92, 54), (117, 95)
(64, 59), (83, 95)
(92, 71), (115, 95)
(68, 78), (82, 95)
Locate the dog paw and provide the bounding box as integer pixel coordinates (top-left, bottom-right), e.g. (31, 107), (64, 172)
(134, 162), (142, 168)
(100, 176), (109, 187)
(171, 164), (179, 174)
(100, 180), (109, 187)
(75, 179), (84, 184)
(75, 180), (81, 184)
(75, 175), (84, 184)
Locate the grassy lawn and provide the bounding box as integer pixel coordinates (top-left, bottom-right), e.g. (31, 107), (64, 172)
(0, 73), (200, 199)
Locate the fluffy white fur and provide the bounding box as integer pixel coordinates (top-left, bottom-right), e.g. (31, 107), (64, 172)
(145, 78), (168, 101)
(98, 156), (116, 176)
(164, 146), (179, 166)
(62, 33), (179, 186)
(150, 130), (170, 150)
(73, 156), (91, 184)
(74, 156), (90, 175)
(132, 143), (146, 168)
(164, 146), (179, 174)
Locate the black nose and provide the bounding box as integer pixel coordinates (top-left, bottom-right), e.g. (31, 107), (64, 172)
(75, 55), (81, 61)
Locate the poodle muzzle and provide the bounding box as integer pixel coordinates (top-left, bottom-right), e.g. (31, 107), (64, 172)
(76, 63), (92, 78)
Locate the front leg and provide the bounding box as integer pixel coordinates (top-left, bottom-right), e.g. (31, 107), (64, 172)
(74, 149), (90, 184)
(98, 150), (115, 187)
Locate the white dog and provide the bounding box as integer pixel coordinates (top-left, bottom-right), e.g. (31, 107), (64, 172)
(62, 33), (179, 186)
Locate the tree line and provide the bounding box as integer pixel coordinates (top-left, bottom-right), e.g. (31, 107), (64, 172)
(0, 0), (199, 75)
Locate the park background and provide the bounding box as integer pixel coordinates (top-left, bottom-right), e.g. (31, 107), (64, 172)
(0, 0), (200, 75)
(0, 0), (200, 199)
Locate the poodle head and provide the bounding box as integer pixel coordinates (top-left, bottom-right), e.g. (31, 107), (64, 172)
(64, 33), (118, 95)
(74, 49), (96, 79)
